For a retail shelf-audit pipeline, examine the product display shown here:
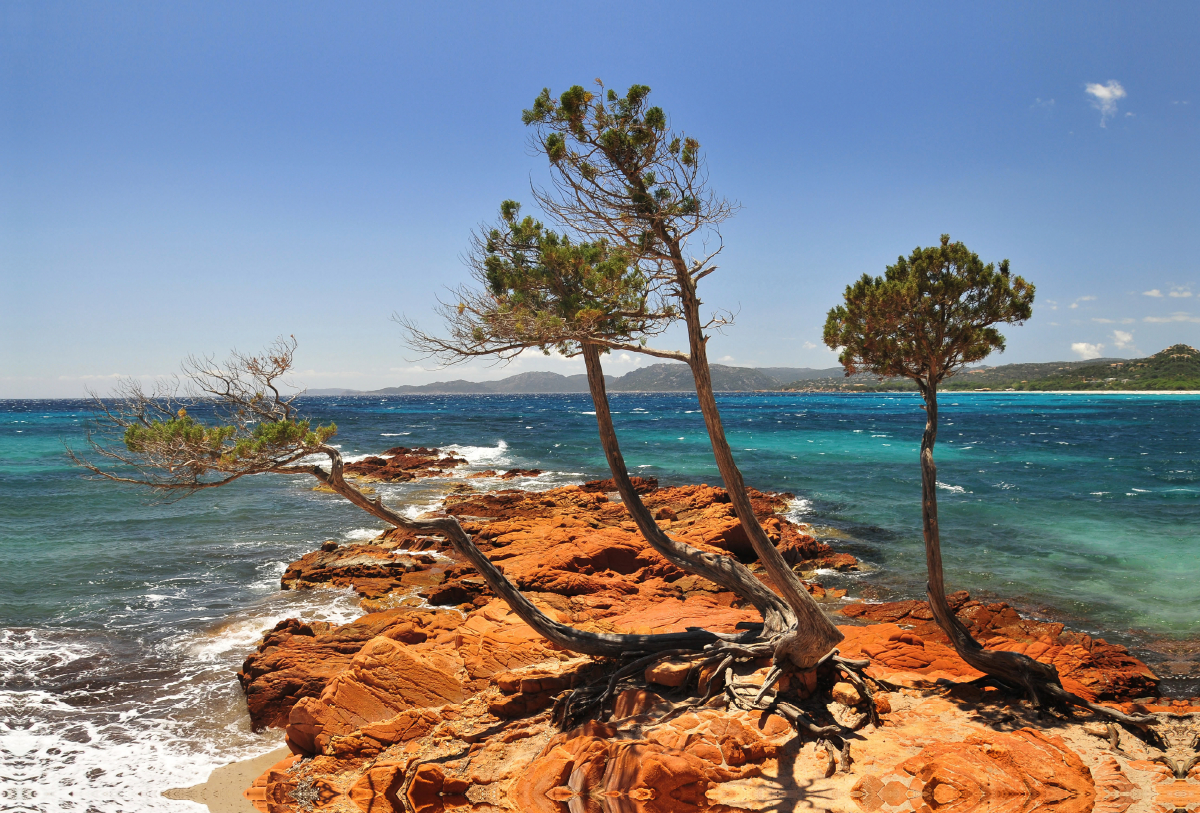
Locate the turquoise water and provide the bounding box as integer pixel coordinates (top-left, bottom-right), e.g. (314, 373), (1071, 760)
(2, 392), (1197, 810)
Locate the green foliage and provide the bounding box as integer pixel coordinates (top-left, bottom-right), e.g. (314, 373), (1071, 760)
(1006, 344), (1200, 391)
(823, 235), (1035, 389)
(124, 410), (337, 472)
(476, 201), (667, 355)
(123, 412), (233, 453)
(522, 82), (704, 234)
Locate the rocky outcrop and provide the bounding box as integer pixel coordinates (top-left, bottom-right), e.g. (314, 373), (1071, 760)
(235, 474), (1181, 812)
(851, 728), (1096, 813)
(343, 446), (467, 482)
(840, 593), (1160, 701)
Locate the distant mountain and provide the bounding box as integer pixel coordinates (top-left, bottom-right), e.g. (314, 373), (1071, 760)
(362, 371), (603, 395)
(755, 366), (845, 382)
(778, 345), (1200, 392)
(308, 362), (790, 396)
(607, 363), (780, 392)
(1013, 344), (1200, 391)
(306, 347), (1200, 396)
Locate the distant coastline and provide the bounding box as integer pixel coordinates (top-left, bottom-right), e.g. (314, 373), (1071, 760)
(307, 345), (1200, 396)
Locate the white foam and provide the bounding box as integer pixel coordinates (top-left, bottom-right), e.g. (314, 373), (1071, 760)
(380, 432), (411, 437)
(936, 482), (967, 493)
(441, 440), (511, 467)
(178, 588), (362, 662)
(0, 629), (282, 812)
(3, 584), (364, 813)
(343, 527), (387, 541)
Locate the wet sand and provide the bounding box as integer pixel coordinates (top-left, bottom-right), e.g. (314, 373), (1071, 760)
(163, 747), (291, 813)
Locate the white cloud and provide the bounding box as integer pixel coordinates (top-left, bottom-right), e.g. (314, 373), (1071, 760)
(1069, 296), (1095, 309)
(1143, 289), (1163, 297)
(1111, 330), (1134, 349)
(1032, 97), (1055, 109)
(801, 341), (818, 350)
(1144, 312), (1200, 323)
(1085, 80), (1126, 127)
(1092, 318), (1114, 324)
(1169, 287), (1193, 298)
(1071, 342), (1104, 359)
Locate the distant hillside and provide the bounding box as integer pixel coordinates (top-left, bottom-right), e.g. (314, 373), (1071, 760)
(755, 366), (845, 382)
(309, 362), (793, 396)
(309, 346), (1200, 395)
(780, 345), (1200, 392)
(942, 358), (1125, 390)
(1016, 345), (1200, 391)
(608, 363), (779, 392)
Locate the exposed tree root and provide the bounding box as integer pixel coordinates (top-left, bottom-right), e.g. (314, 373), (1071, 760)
(552, 638), (879, 777)
(925, 584), (1155, 727)
(1141, 713), (1200, 779)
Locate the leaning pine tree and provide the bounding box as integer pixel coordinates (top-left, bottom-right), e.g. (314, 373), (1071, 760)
(520, 81), (846, 673)
(405, 201), (794, 635)
(405, 203), (870, 740)
(823, 235), (1148, 726)
(70, 338), (750, 663)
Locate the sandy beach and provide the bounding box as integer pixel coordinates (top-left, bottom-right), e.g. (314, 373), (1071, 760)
(163, 747), (291, 813)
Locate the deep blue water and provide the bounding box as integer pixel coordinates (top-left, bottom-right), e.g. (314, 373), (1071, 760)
(2, 392), (1197, 810)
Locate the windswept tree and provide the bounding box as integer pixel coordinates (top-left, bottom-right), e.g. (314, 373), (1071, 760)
(519, 81), (845, 671)
(823, 236), (1145, 724)
(405, 201), (795, 636)
(70, 337), (736, 661)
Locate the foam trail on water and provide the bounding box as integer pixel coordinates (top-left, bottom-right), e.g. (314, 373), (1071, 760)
(1, 587), (363, 813)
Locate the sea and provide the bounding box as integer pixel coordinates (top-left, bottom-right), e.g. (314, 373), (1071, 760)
(2, 392), (1198, 811)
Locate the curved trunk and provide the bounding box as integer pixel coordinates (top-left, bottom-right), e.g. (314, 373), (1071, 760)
(670, 266), (844, 668)
(306, 445), (738, 657)
(581, 342), (795, 636)
(916, 386), (1149, 723)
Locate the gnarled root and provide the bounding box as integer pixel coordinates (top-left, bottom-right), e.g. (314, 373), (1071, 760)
(553, 637), (880, 777)
(926, 584), (1155, 728)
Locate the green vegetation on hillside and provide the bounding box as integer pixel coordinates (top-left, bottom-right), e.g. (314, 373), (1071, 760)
(1012, 344), (1200, 391)
(782, 345), (1200, 392)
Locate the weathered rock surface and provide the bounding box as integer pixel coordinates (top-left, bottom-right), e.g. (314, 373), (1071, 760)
(343, 446), (467, 482)
(839, 593), (1160, 701)
(234, 474), (1182, 812)
(850, 728), (1096, 813)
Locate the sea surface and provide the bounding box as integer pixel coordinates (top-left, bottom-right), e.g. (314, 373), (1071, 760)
(2, 392), (1198, 811)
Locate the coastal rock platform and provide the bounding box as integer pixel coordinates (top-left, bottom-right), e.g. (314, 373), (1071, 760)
(230, 473), (1190, 813)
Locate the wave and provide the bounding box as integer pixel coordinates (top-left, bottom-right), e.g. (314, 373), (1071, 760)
(343, 527), (387, 541)
(442, 440), (512, 467)
(936, 481), (967, 493)
(2, 587), (363, 812)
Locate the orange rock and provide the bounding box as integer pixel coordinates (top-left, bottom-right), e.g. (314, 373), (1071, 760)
(646, 659), (692, 688)
(344, 446), (466, 482)
(348, 760), (407, 813)
(613, 688), (672, 719)
(323, 708), (441, 759)
(837, 596), (1158, 702)
(852, 728), (1095, 813)
(286, 637), (463, 754)
(239, 608), (460, 730)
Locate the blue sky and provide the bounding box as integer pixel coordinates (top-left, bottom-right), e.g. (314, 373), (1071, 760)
(2, 1), (1197, 397)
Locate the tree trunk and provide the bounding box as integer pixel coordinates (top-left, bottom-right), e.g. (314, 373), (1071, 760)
(581, 342), (795, 636)
(669, 268), (844, 669)
(302, 445), (739, 658)
(915, 385), (1148, 723)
